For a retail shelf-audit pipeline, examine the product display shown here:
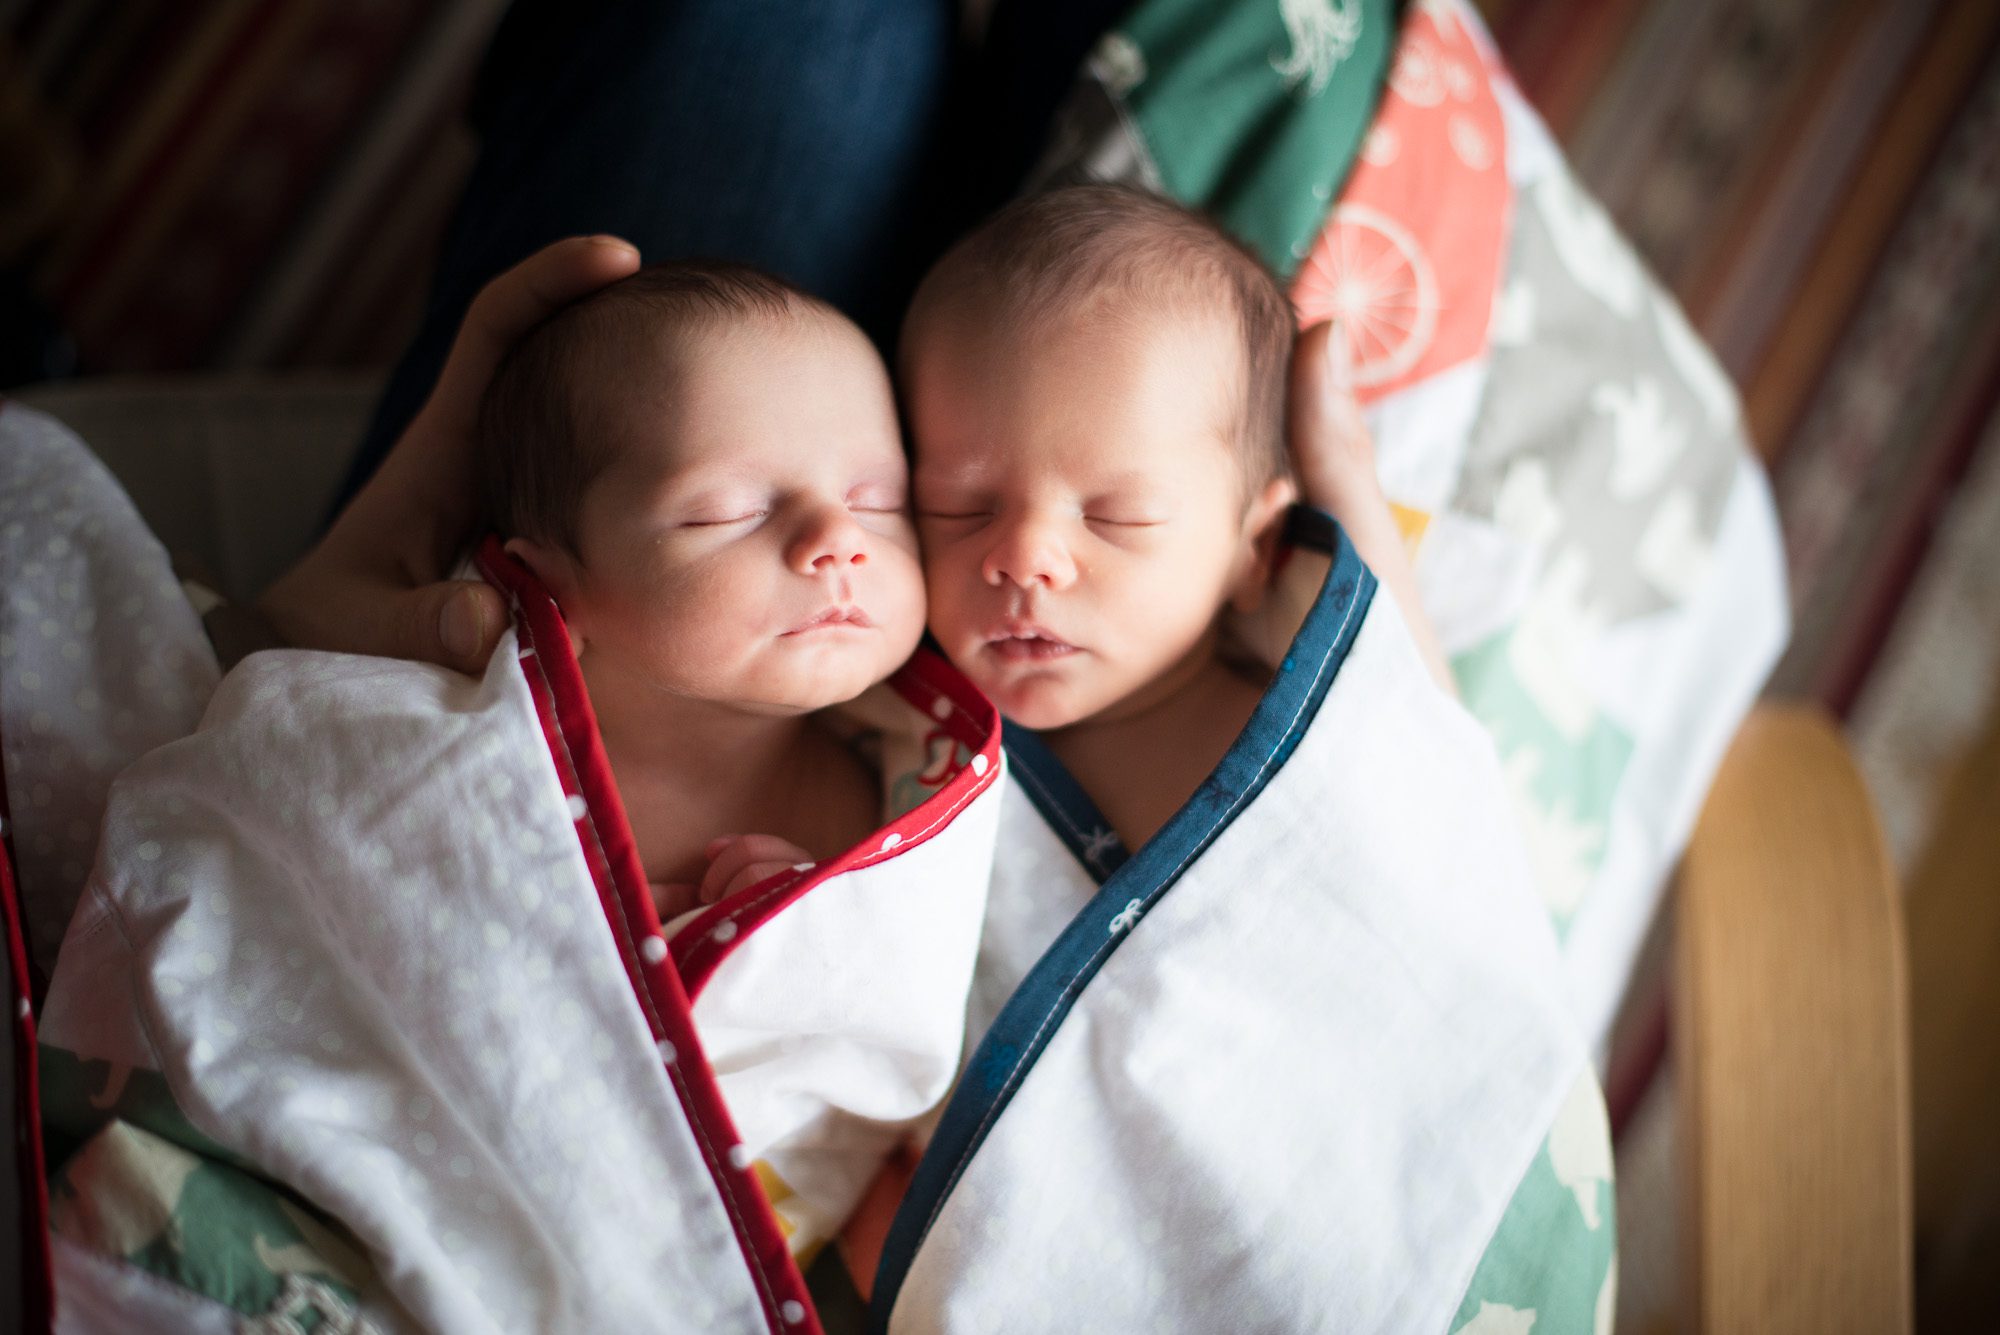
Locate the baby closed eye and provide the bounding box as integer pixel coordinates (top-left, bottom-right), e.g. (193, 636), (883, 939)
(682, 511), (767, 527)
(846, 484), (908, 514)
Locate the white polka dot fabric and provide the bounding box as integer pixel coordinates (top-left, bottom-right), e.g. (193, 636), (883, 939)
(0, 403), (219, 978)
(685, 739), (1001, 1258)
(37, 637), (772, 1332)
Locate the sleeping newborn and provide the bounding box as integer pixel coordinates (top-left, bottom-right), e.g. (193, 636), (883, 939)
(473, 260), (994, 1264)
(35, 262), (999, 1332)
(477, 261), (928, 919)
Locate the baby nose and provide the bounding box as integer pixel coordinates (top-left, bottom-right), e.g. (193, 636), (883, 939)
(794, 507), (868, 574)
(983, 517), (1075, 590)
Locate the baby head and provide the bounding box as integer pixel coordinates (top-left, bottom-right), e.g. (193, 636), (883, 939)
(481, 261), (926, 718)
(901, 184), (1297, 730)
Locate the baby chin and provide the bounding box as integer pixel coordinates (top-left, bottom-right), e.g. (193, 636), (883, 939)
(965, 657), (1103, 731)
(762, 621), (919, 709)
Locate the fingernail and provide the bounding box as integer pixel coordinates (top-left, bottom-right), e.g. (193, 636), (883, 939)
(586, 234), (639, 258)
(439, 589), (484, 662)
(706, 836), (733, 858)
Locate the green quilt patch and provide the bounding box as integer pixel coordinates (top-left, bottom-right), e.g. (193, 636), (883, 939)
(41, 1045), (378, 1327)
(49, 1119), (372, 1327)
(1452, 627), (1635, 937)
(1451, 1074), (1618, 1333)
(1114, 0), (1395, 277)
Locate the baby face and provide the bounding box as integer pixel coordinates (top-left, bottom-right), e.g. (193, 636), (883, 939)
(907, 307), (1277, 730)
(548, 312), (925, 715)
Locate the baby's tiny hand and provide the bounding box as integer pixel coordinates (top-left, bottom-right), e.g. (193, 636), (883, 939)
(698, 834), (817, 905)
(651, 880), (701, 921)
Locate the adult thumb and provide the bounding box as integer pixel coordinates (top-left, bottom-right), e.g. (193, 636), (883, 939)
(413, 580), (507, 674)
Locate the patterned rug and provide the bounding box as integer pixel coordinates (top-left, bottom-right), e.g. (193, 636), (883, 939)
(0, 0), (500, 374)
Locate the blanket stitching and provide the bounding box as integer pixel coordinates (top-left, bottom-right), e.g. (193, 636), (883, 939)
(910, 577), (1364, 1254)
(1004, 753), (1094, 855)
(510, 599), (785, 1326)
(674, 676), (1001, 971)
(678, 756), (999, 979)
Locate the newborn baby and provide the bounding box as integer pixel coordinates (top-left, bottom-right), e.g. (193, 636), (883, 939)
(35, 261), (1001, 1332)
(475, 261), (992, 1265)
(839, 185), (1613, 1324)
(478, 262), (928, 916)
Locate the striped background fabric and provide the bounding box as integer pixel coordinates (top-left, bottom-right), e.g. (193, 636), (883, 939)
(0, 0), (502, 374)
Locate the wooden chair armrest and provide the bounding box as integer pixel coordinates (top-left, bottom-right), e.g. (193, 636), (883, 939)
(1674, 702), (1911, 1333)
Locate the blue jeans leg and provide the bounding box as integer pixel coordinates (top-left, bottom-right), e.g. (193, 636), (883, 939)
(343, 0), (956, 499)
(342, 0), (1137, 507)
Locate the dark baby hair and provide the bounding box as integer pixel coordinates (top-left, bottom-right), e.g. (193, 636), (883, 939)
(477, 259), (826, 556)
(906, 182), (1296, 491)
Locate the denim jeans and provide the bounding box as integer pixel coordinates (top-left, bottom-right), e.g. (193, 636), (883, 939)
(342, 0), (1130, 502)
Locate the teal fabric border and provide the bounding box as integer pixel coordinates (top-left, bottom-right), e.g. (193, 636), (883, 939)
(869, 509), (1373, 1326)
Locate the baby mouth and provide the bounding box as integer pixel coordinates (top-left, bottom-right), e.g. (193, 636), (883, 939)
(988, 631), (1078, 662)
(784, 605), (874, 635)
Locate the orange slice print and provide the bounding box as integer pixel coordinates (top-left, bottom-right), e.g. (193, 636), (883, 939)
(1293, 202), (1440, 389)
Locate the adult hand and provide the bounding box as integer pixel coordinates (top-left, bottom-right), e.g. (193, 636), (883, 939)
(1289, 320), (1457, 695)
(1288, 320), (1376, 517)
(255, 235), (641, 672)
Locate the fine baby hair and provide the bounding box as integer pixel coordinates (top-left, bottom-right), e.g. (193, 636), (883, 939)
(905, 181), (1296, 492)
(477, 259), (831, 556)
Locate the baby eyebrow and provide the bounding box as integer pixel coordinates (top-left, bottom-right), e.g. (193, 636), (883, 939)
(1082, 473), (1174, 509)
(918, 467), (1009, 492)
(911, 473), (985, 500)
(671, 488), (766, 518)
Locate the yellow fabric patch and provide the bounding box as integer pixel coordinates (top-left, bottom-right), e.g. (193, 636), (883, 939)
(1390, 502), (1431, 556)
(752, 1158), (827, 1266)
(752, 1160), (797, 1240)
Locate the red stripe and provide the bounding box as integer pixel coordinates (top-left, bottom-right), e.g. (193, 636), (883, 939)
(476, 538), (815, 1334)
(86, 5), (430, 369)
(0, 717), (55, 1333)
(275, 90), (475, 367)
(1490, 0), (1617, 114)
(1762, 12), (1997, 474)
(1515, 0), (1647, 140)
(671, 652), (1002, 1000)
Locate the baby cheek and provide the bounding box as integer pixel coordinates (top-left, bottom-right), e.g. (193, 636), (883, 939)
(922, 554), (984, 641)
(655, 567), (761, 652)
(884, 554), (930, 642)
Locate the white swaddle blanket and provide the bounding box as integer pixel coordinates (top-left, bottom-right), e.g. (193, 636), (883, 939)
(11, 404), (1606, 1332)
(22, 402), (1006, 1333)
(867, 510), (1614, 1334)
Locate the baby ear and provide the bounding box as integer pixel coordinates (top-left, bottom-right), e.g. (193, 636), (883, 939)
(502, 537), (589, 657)
(1229, 475), (1299, 615)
